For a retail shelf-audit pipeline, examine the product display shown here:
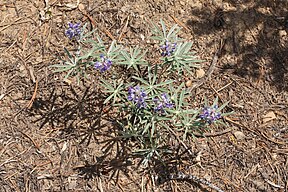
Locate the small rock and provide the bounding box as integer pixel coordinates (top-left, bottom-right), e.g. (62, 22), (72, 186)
(279, 30), (287, 37)
(140, 34), (145, 41)
(78, 3), (85, 12)
(271, 153), (277, 160)
(63, 78), (72, 85)
(233, 131), (245, 140)
(19, 65), (28, 77)
(88, 142), (97, 149)
(195, 68), (205, 78)
(179, 1), (185, 6)
(185, 80), (192, 87)
(68, 176), (77, 189)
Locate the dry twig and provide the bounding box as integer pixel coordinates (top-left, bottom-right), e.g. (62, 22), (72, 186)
(78, 3), (115, 40)
(167, 126), (194, 156)
(193, 128), (232, 137)
(189, 39), (224, 91)
(118, 16), (129, 41)
(170, 15), (190, 32)
(170, 172), (224, 192)
(27, 79), (38, 109)
(19, 130), (40, 149)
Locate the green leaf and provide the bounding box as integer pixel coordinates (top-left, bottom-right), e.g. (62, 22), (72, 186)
(64, 47), (72, 59)
(218, 101), (230, 111)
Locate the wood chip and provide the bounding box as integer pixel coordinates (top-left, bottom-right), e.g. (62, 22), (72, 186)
(60, 142), (68, 154)
(262, 111), (276, 123)
(0, 94), (5, 100)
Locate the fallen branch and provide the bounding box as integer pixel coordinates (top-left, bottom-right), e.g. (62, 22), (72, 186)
(189, 39), (224, 91)
(169, 172), (224, 192)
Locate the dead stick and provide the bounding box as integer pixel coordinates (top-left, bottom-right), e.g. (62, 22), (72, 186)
(259, 131), (286, 145)
(35, 160), (53, 167)
(170, 15), (189, 32)
(193, 128), (232, 137)
(0, 19), (31, 32)
(27, 79), (38, 109)
(78, 4), (115, 40)
(103, 28), (116, 40)
(118, 16), (129, 42)
(19, 130), (40, 150)
(167, 127), (194, 156)
(189, 39), (223, 91)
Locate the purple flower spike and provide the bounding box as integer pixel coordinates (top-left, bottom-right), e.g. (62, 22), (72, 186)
(199, 105), (221, 124)
(94, 54), (112, 73)
(128, 86), (147, 109)
(160, 40), (177, 57)
(154, 93), (173, 113)
(65, 22), (82, 39)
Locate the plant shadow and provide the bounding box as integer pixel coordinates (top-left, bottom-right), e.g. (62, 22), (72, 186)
(29, 83), (105, 130)
(186, 0), (288, 91)
(27, 81), (225, 191)
(27, 82), (139, 186)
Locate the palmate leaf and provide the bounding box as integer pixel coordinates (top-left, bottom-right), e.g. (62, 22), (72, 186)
(132, 65), (173, 95)
(168, 83), (195, 122)
(160, 19), (167, 38)
(100, 79), (131, 104)
(118, 46), (148, 72)
(107, 40), (122, 60)
(133, 137), (169, 167)
(64, 47), (73, 59)
(51, 64), (74, 73)
(167, 24), (181, 40)
(77, 45), (103, 60)
(150, 19), (181, 42)
(163, 41), (203, 75)
(51, 58), (92, 81)
(64, 68), (75, 80)
(51, 46), (79, 77)
(150, 20), (164, 41)
(181, 113), (199, 140)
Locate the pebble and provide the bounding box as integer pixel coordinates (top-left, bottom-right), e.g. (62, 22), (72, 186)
(195, 68), (205, 78)
(279, 30), (287, 37)
(233, 131), (245, 140)
(185, 80), (192, 87)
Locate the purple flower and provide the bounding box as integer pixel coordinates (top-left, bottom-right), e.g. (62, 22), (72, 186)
(154, 93), (173, 113)
(94, 54), (112, 72)
(199, 105), (221, 124)
(128, 86), (147, 108)
(65, 22), (81, 39)
(160, 40), (177, 57)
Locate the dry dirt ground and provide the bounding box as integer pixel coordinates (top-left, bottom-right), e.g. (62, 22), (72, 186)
(0, 0), (288, 191)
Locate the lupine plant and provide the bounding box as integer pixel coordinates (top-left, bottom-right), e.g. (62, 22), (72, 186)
(52, 20), (232, 167)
